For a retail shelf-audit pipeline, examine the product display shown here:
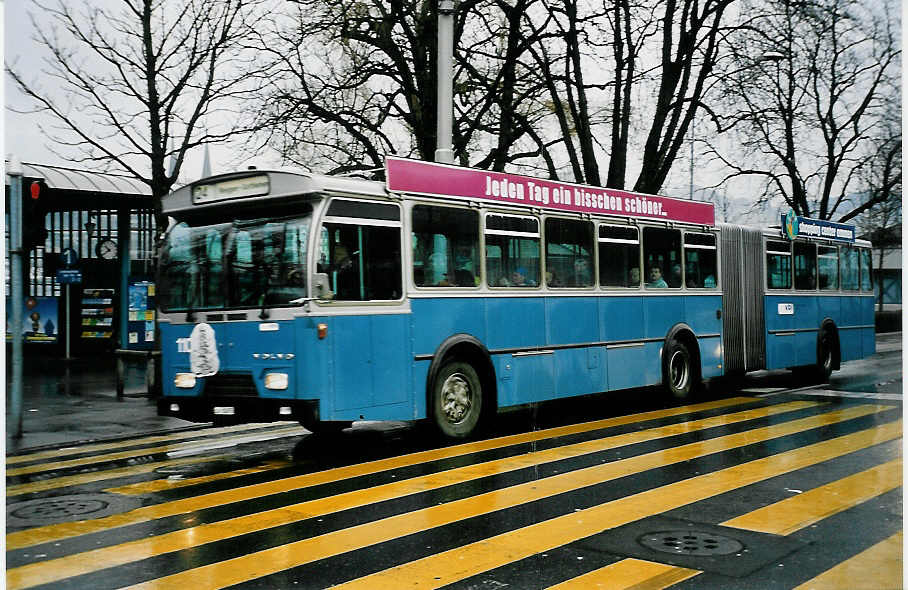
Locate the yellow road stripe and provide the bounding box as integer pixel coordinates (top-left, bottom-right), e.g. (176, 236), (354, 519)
(7, 401), (828, 587)
(794, 531), (902, 590)
(104, 460), (292, 495)
(725, 457), (903, 535)
(6, 456), (227, 497)
(546, 558), (699, 590)
(557, 456), (904, 589)
(6, 422), (288, 465)
(322, 420), (900, 590)
(6, 425), (304, 477)
(5, 396), (756, 550)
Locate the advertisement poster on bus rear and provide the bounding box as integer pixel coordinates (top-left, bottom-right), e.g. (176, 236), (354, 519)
(5, 296), (59, 344)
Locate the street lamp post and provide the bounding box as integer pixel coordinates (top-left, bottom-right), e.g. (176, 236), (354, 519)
(434, 0), (455, 164)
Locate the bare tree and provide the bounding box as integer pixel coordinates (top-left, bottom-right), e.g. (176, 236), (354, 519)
(7, 0), (271, 229)
(251, 0), (556, 176)
(709, 0), (900, 220)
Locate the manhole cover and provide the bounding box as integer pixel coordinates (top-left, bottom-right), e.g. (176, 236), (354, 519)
(7, 493), (142, 527)
(639, 530), (743, 556)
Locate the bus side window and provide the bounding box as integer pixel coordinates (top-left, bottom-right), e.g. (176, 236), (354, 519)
(642, 227), (682, 288)
(683, 232), (717, 288)
(766, 240), (792, 289)
(794, 241), (817, 290)
(817, 246), (839, 290)
(598, 224), (640, 288)
(859, 248), (873, 291)
(840, 246), (859, 290)
(485, 213), (540, 287)
(321, 200), (402, 301)
(545, 218), (593, 287)
(411, 205), (479, 287)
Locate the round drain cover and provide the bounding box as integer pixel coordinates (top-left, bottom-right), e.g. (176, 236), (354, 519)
(638, 530), (744, 556)
(7, 493), (142, 527)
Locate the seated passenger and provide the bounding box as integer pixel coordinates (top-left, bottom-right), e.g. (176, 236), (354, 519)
(573, 258), (592, 286)
(628, 267), (641, 287)
(703, 274), (716, 288)
(668, 263), (683, 288)
(511, 267), (528, 286)
(647, 265), (667, 288)
(454, 269), (476, 286)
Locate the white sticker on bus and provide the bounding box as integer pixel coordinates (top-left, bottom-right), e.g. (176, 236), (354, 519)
(190, 323), (220, 377)
(778, 303), (794, 315)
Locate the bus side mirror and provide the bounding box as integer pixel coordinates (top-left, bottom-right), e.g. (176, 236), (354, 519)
(313, 273), (334, 300)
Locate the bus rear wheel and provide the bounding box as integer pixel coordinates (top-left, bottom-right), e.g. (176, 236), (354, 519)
(815, 332), (835, 382)
(431, 360), (483, 439)
(664, 340), (696, 400)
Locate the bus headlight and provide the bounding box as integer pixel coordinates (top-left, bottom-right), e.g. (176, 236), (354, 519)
(174, 373), (196, 388)
(264, 373), (289, 390)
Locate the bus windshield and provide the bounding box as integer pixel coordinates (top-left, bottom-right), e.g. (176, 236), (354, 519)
(158, 210), (311, 312)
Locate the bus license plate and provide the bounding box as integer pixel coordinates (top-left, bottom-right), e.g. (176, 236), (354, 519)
(213, 406), (235, 416)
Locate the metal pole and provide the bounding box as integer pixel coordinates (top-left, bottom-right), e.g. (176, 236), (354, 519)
(117, 208), (131, 399)
(65, 285), (71, 359)
(434, 0), (455, 164)
(689, 119), (694, 199)
(8, 156), (24, 438)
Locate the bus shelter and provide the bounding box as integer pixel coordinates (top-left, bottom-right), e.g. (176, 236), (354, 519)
(5, 162), (156, 363)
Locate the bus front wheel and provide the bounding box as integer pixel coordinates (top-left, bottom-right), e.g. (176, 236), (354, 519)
(431, 360), (483, 439)
(664, 340), (696, 400)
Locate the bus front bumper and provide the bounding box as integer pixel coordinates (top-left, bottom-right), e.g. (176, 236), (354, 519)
(157, 396), (319, 425)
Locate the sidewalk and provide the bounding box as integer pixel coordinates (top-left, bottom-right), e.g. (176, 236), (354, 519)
(6, 355), (196, 454)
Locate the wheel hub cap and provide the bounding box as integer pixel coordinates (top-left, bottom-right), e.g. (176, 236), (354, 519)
(670, 351), (689, 389)
(441, 373), (472, 424)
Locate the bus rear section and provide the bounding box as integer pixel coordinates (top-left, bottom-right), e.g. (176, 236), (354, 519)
(719, 220), (875, 379)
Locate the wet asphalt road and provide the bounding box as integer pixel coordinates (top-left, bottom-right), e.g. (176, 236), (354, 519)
(6, 334), (902, 589)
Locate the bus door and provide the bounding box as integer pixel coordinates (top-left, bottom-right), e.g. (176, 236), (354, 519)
(315, 199), (409, 417)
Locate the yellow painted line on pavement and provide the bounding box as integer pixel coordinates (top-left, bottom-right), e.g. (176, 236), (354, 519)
(325, 420), (900, 590)
(10, 404), (881, 590)
(104, 460), (292, 495)
(6, 455), (227, 497)
(546, 558), (699, 590)
(5, 396), (758, 550)
(794, 531), (903, 590)
(6, 425), (304, 477)
(6, 422), (289, 465)
(552, 456), (904, 589)
(6, 401), (828, 588)
(724, 457), (903, 535)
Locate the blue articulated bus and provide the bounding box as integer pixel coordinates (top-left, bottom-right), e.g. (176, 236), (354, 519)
(156, 157), (875, 438)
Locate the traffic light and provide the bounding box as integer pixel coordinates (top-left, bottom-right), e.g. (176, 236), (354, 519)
(22, 181), (48, 251)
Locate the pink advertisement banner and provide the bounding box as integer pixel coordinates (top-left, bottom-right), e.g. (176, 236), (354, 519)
(386, 156), (715, 225)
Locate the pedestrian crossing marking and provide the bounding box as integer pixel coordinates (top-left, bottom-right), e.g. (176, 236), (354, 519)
(6, 455), (227, 497)
(6, 425), (304, 477)
(793, 530), (902, 590)
(6, 396), (758, 550)
(6, 422), (288, 466)
(7, 401), (837, 588)
(544, 558), (699, 589)
(724, 457), (902, 535)
(563, 458), (903, 588)
(104, 459), (292, 495)
(326, 420), (900, 590)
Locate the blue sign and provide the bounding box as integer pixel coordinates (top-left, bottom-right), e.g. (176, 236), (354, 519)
(780, 212), (855, 243)
(61, 247), (79, 267)
(56, 269), (83, 284)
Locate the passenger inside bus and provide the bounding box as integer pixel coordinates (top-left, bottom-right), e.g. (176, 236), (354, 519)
(647, 265), (667, 288)
(668, 263), (683, 288)
(628, 267), (640, 287)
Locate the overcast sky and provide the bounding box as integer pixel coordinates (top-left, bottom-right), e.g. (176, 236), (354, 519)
(3, 0), (776, 224)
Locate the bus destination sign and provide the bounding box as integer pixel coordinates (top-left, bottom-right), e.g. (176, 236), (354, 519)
(781, 210), (855, 243)
(386, 156), (715, 225)
(192, 174), (270, 204)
